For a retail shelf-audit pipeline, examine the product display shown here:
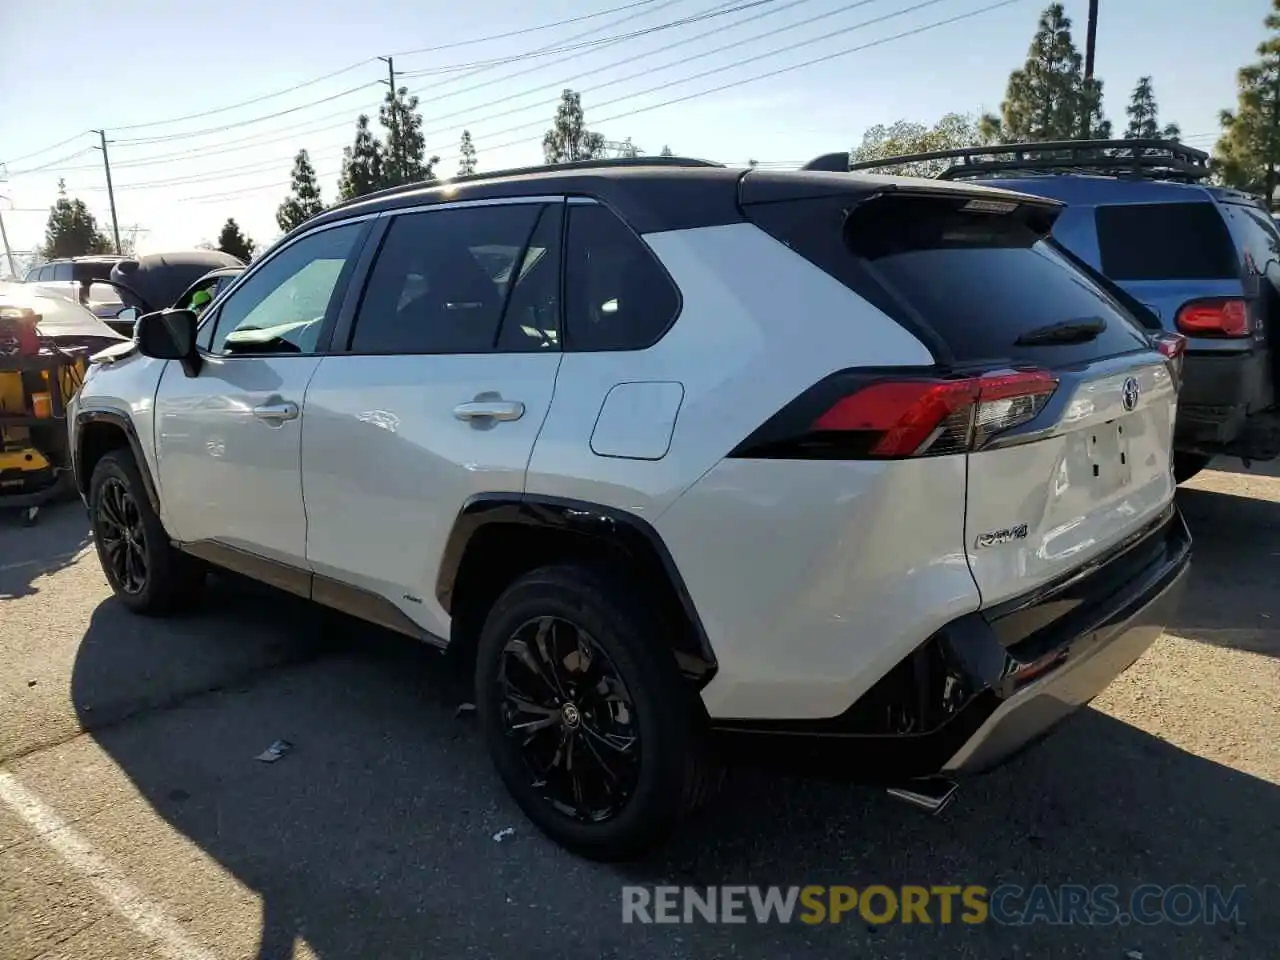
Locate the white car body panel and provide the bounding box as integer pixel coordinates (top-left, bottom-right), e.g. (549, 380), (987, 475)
(965, 359), (1177, 606)
(153, 354), (320, 567)
(524, 224), (934, 519)
(67, 181), (1182, 740)
(300, 352), (562, 639)
(657, 455), (980, 720)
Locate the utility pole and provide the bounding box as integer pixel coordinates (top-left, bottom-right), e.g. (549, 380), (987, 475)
(0, 182), (16, 278)
(378, 55), (396, 95)
(91, 130), (122, 255)
(1081, 0), (1100, 139)
(0, 208), (16, 278)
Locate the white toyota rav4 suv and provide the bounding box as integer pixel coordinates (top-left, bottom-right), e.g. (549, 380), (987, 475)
(69, 157), (1191, 860)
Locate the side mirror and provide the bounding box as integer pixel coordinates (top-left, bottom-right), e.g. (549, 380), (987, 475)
(115, 306), (140, 324)
(136, 309), (201, 376)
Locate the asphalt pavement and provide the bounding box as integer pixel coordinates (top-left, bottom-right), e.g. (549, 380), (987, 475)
(0, 466), (1277, 960)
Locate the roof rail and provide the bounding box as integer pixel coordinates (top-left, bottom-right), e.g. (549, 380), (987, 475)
(325, 155), (725, 214)
(824, 139), (1212, 184)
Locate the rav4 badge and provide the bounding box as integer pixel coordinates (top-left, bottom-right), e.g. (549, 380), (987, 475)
(975, 523), (1029, 549)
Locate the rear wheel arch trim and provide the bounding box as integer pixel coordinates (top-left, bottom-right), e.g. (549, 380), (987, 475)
(75, 409), (159, 512)
(436, 493), (717, 670)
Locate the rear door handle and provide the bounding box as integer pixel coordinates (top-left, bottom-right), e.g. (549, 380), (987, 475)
(452, 400), (525, 423)
(252, 401), (299, 423)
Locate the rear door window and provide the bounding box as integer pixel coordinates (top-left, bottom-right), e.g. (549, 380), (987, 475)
(1221, 202), (1280, 276)
(563, 203), (680, 351)
(1094, 202), (1237, 281)
(349, 203), (555, 355)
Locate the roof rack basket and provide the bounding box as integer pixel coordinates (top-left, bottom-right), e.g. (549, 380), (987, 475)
(806, 138), (1212, 184)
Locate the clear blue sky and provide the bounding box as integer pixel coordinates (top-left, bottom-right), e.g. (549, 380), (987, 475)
(0, 0), (1268, 264)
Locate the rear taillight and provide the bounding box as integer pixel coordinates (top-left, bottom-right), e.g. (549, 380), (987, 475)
(1175, 298), (1249, 337)
(735, 370), (1058, 460)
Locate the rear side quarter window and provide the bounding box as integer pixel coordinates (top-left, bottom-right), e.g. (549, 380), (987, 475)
(1094, 202), (1237, 281)
(563, 203), (680, 351)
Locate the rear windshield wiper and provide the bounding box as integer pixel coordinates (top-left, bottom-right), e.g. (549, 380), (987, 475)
(1015, 316), (1107, 346)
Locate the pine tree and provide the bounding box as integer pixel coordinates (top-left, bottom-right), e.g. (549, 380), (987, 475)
(41, 180), (112, 258)
(982, 3), (1111, 142)
(542, 89), (606, 164)
(380, 85), (438, 186)
(458, 130), (477, 176)
(276, 149), (325, 233)
(216, 218), (255, 261)
(853, 113), (993, 176)
(1215, 0), (1280, 205)
(1124, 76), (1181, 140)
(338, 115), (386, 201)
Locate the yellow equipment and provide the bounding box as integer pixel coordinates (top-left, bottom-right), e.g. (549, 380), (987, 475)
(0, 304), (87, 525)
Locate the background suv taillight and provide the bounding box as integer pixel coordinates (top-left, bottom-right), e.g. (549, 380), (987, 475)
(731, 370), (1059, 460)
(1175, 298), (1250, 337)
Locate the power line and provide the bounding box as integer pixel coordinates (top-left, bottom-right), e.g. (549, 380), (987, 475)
(0, 131), (92, 167)
(436, 0), (959, 152)
(417, 0), (842, 139)
(445, 0), (1026, 164)
(101, 0), (711, 149)
(5, 0), (701, 175)
(390, 0), (670, 57)
(396, 0), (780, 80)
(6, 148), (99, 177)
(182, 0), (1018, 203)
(108, 60), (380, 132)
(9, 0), (713, 173)
(111, 81), (384, 146)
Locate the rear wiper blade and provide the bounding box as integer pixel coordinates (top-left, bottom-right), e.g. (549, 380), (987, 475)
(1015, 316), (1107, 345)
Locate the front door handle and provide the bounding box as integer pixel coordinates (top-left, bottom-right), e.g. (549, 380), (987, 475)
(252, 401), (299, 423)
(452, 400), (525, 423)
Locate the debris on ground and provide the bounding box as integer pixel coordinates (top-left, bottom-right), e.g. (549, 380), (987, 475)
(455, 702), (476, 718)
(1125, 950), (1145, 960)
(254, 739), (294, 763)
(492, 827), (516, 842)
(26, 679), (36, 687)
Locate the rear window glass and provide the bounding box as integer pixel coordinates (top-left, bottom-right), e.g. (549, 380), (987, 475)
(849, 198), (1152, 366)
(1094, 202), (1237, 281)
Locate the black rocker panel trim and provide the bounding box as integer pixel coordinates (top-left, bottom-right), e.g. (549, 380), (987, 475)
(436, 493), (718, 674)
(177, 540), (448, 648)
(74, 409), (160, 512)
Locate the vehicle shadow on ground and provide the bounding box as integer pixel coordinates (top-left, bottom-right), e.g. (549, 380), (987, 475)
(71, 597), (1278, 960)
(1173, 483), (1280, 658)
(0, 502), (91, 600)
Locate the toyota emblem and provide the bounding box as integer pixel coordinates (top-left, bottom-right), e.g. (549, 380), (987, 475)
(1121, 376), (1141, 412)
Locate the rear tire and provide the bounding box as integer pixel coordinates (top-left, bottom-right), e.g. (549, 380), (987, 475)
(89, 449), (205, 614)
(1173, 453), (1212, 484)
(474, 563), (716, 861)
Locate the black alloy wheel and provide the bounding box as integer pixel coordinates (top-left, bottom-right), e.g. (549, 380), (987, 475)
(95, 476), (148, 595)
(497, 615), (641, 822)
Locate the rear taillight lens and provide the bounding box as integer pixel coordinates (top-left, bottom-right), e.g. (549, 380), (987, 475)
(1175, 298), (1249, 337)
(779, 370), (1058, 459)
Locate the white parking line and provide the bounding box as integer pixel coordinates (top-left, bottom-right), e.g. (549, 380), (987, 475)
(0, 771), (218, 960)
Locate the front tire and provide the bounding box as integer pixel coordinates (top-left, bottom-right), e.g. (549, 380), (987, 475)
(89, 449), (205, 614)
(474, 564), (715, 861)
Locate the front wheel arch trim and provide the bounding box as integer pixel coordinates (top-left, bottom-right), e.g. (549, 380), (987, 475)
(75, 409), (160, 514)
